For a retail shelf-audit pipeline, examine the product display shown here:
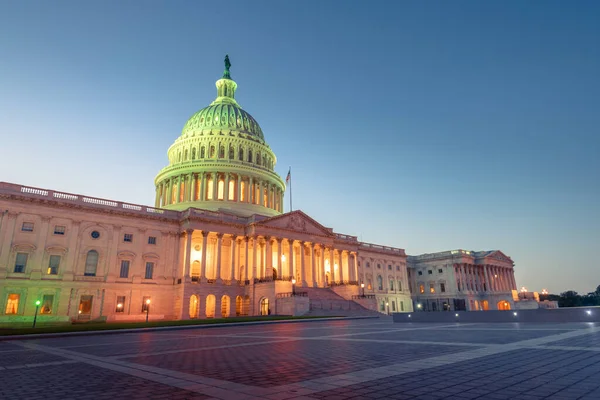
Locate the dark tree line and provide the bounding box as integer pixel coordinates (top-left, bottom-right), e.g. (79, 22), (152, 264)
(540, 285), (600, 308)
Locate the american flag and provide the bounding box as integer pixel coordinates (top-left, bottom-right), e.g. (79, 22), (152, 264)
(286, 168), (291, 184)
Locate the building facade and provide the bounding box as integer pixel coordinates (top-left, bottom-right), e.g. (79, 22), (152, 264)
(408, 250), (517, 312)
(0, 57), (516, 324)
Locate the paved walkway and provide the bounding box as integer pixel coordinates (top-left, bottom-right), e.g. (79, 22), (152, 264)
(2, 319), (600, 399)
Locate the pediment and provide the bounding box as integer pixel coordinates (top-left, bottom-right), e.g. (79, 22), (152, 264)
(484, 250), (513, 264)
(254, 210), (335, 237)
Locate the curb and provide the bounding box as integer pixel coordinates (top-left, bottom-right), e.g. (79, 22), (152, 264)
(0, 315), (380, 341)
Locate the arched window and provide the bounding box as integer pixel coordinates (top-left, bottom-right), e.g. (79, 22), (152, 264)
(257, 153), (261, 165)
(191, 148), (196, 160)
(229, 146), (234, 160)
(260, 297), (269, 316)
(221, 295), (230, 317)
(228, 179), (235, 201)
(189, 295), (199, 318)
(84, 250), (99, 276)
(217, 178), (224, 200)
(240, 180), (246, 202)
(389, 279), (394, 291)
(377, 275), (383, 290)
(178, 152), (181, 162)
(398, 280), (403, 291)
(210, 146), (215, 158)
(248, 149), (253, 163)
(238, 146), (244, 161)
(206, 177), (214, 200)
(235, 296), (243, 316)
(200, 146), (205, 158)
(205, 294), (216, 318)
(419, 284), (425, 294)
(184, 149), (188, 160)
(219, 145), (224, 159)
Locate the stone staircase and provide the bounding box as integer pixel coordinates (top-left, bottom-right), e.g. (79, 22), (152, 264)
(301, 287), (383, 317)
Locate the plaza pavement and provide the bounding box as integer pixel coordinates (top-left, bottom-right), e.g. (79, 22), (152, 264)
(1, 318), (600, 400)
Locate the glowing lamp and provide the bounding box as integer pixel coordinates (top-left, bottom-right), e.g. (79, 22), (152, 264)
(35, 300), (41, 306)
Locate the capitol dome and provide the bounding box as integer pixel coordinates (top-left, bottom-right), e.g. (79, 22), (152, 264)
(154, 56), (285, 217)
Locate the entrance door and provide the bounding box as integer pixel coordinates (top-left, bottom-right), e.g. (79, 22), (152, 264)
(78, 295), (93, 320)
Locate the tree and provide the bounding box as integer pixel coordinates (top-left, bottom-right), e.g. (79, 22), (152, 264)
(559, 291), (582, 308)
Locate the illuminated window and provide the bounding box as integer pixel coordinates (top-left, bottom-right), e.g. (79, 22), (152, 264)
(367, 279), (372, 290)
(419, 284), (425, 294)
(240, 181), (246, 202)
(217, 179), (225, 200)
(116, 296), (125, 313)
(228, 179), (235, 201)
(429, 283), (435, 293)
(5, 294), (19, 314)
(263, 188), (268, 207)
(207, 177), (214, 200)
(14, 253), (28, 273)
(21, 222), (34, 232)
(141, 296), (151, 312)
(179, 181), (185, 202)
(41, 295), (54, 314)
(48, 255), (60, 275)
(171, 184), (177, 204)
(255, 185), (260, 204)
(194, 177), (201, 200)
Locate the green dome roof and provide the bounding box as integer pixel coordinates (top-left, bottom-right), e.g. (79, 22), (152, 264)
(181, 102), (264, 140)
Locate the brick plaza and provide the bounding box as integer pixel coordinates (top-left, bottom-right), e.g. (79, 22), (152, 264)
(1, 318), (600, 400)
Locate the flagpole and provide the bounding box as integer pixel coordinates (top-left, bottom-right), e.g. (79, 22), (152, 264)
(289, 167), (293, 212)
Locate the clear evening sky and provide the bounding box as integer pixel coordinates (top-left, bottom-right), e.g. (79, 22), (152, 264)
(1, 1), (598, 294)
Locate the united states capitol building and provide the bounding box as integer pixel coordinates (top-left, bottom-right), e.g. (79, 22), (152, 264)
(0, 57), (518, 324)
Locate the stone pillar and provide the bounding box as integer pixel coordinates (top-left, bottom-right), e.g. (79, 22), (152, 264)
(230, 236), (237, 281)
(461, 264), (467, 292)
(300, 241), (307, 286)
(200, 173), (206, 201)
(289, 240), (295, 281)
(338, 250), (345, 283)
(252, 237), (258, 281)
(200, 231), (208, 282)
(244, 236), (250, 282)
(320, 246), (326, 287)
(215, 233), (223, 282)
(237, 175), (242, 203)
(248, 177), (253, 204)
(330, 249), (336, 284)
(154, 185), (160, 207)
(184, 229), (193, 281)
(511, 270), (517, 290)
(483, 264), (490, 292)
(276, 238), (282, 279)
(352, 252), (358, 283)
(213, 172), (219, 201)
(224, 173), (230, 202)
(190, 174), (196, 202)
(176, 175), (182, 203)
(265, 237), (272, 280)
(62, 220), (80, 278)
(310, 243), (316, 287)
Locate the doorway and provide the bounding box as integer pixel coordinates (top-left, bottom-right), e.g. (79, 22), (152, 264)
(78, 295), (93, 320)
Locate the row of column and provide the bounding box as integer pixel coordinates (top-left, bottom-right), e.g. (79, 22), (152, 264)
(181, 230), (359, 287)
(156, 172), (283, 212)
(455, 263), (516, 293)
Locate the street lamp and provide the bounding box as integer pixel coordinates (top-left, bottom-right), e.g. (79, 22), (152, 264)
(32, 300), (41, 328)
(360, 283), (365, 297)
(386, 302), (389, 315)
(145, 299), (151, 323)
(116, 303), (123, 313)
(291, 278), (296, 296)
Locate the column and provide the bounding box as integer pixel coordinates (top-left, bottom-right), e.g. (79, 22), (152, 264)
(338, 250), (345, 283)
(276, 238), (282, 279)
(190, 174), (196, 201)
(224, 173), (230, 202)
(175, 175), (181, 203)
(300, 241), (307, 286)
(184, 229), (193, 281)
(330, 249), (336, 284)
(483, 264), (490, 292)
(215, 233), (223, 282)
(352, 252), (358, 283)
(511, 270), (517, 290)
(289, 240), (295, 280)
(154, 185), (160, 207)
(230, 236), (237, 281)
(200, 231), (208, 282)
(320, 246), (326, 287)
(237, 175), (242, 203)
(504, 269), (510, 291)
(310, 243), (316, 287)
(252, 237), (258, 281)
(248, 177), (253, 204)
(244, 236), (250, 281)
(460, 264), (467, 293)
(213, 172), (219, 201)
(200, 172), (206, 201)
(265, 237), (272, 280)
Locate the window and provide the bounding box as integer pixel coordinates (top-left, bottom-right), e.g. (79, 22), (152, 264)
(91, 230), (100, 239)
(418, 271), (422, 276)
(392, 301), (396, 311)
(396, 265), (400, 271)
(366, 262), (370, 268)
(377, 276), (383, 290)
(438, 268), (443, 274)
(419, 284), (425, 294)
(389, 279), (394, 290)
(14, 253), (28, 273)
(123, 234), (133, 243)
(430, 283), (435, 293)
(54, 225), (65, 235)
(367, 279), (372, 290)
(380, 301), (385, 311)
(120, 260), (130, 278)
(428, 270), (433, 275)
(48, 255), (60, 275)
(377, 264), (381, 269)
(142, 296), (151, 312)
(398, 280), (403, 291)
(441, 283), (446, 293)
(400, 301), (404, 311)
(145, 262), (154, 279)
(41, 294), (54, 314)
(21, 222), (34, 232)
(5, 294), (19, 314)
(148, 236), (157, 245)
(228, 179), (235, 201)
(116, 296), (126, 313)
(84, 250), (99, 276)
(388, 265), (392, 270)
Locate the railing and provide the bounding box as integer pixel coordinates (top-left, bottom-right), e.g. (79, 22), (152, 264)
(74, 275), (105, 282)
(335, 233), (358, 242)
(206, 279), (217, 284)
(329, 280), (359, 286)
(359, 242), (405, 255)
(0, 182), (179, 219)
(352, 294), (376, 300)
(253, 277), (274, 284)
(275, 275), (294, 282)
(276, 292), (308, 298)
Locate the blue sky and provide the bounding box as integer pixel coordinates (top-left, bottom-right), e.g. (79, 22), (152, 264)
(1, 1), (599, 294)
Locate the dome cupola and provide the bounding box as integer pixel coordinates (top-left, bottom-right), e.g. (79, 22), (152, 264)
(154, 55), (285, 217)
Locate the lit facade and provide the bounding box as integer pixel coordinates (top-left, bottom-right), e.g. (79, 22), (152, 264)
(0, 58), (415, 324)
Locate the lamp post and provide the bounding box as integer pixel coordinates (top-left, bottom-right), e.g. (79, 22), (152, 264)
(291, 278), (296, 296)
(145, 299), (151, 323)
(33, 300), (41, 328)
(116, 303), (123, 313)
(361, 283), (365, 297)
(386, 302), (389, 315)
